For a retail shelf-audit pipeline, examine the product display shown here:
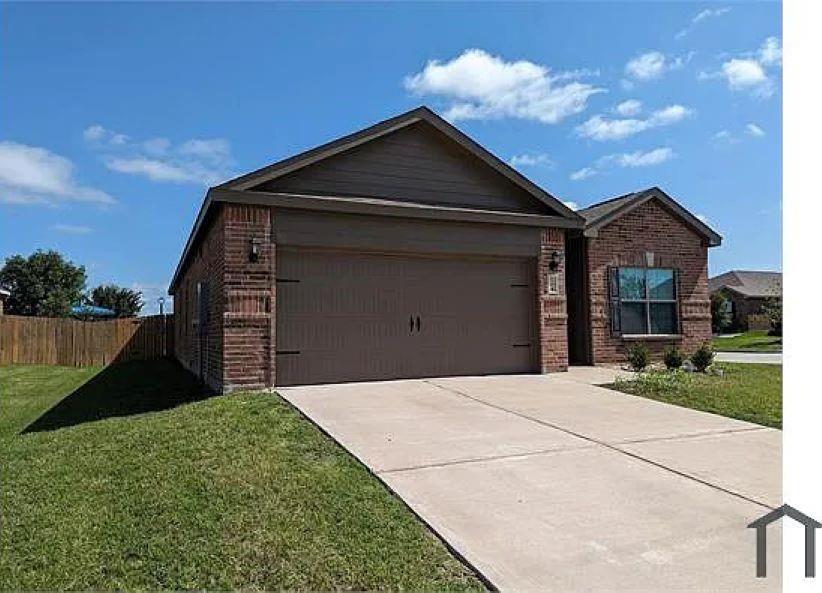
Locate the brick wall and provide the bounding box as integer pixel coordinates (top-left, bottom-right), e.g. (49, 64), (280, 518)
(222, 204), (275, 392)
(173, 208), (225, 391)
(722, 290), (771, 331)
(173, 203), (275, 392)
(587, 199), (711, 363)
(538, 227), (569, 372)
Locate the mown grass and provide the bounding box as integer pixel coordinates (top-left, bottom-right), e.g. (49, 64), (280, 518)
(609, 363), (782, 428)
(0, 361), (484, 591)
(0, 364), (101, 440)
(712, 330), (782, 352)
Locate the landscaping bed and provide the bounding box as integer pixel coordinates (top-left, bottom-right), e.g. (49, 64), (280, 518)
(0, 361), (484, 591)
(608, 362), (782, 429)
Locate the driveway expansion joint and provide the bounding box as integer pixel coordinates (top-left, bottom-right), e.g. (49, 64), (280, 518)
(377, 442), (598, 475)
(424, 379), (776, 511)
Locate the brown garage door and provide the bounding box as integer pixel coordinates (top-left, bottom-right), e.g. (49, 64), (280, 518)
(276, 249), (536, 386)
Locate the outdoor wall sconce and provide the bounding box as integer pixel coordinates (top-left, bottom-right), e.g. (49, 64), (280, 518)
(249, 237), (262, 263)
(548, 249), (564, 271)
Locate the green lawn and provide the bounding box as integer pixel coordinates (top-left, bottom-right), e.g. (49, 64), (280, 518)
(712, 330), (782, 352)
(0, 361), (484, 591)
(610, 363), (782, 428)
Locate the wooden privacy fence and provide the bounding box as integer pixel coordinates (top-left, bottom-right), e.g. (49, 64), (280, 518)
(0, 314), (174, 367)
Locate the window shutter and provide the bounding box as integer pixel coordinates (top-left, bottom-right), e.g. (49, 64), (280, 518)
(673, 268), (682, 334)
(608, 266), (622, 337)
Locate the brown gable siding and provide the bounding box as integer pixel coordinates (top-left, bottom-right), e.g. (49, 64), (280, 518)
(586, 198), (711, 363)
(256, 121), (554, 215)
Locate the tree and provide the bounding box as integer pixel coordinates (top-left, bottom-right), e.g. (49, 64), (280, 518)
(0, 250), (86, 317)
(710, 292), (730, 334)
(763, 297), (782, 337)
(89, 284), (144, 318)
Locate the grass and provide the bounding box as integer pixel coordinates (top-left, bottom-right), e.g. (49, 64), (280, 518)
(0, 364), (101, 441)
(0, 361), (484, 591)
(712, 330), (782, 352)
(609, 363), (782, 428)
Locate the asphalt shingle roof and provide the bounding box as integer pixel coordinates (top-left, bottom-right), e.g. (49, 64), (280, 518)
(709, 270), (782, 298)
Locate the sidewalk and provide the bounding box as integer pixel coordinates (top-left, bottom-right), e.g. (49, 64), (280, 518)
(715, 351), (782, 364)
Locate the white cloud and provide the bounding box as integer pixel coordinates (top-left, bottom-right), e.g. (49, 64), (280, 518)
(758, 36), (782, 67)
(404, 49), (604, 124)
(53, 223), (93, 234)
(625, 52), (667, 80)
(676, 7), (731, 39)
(562, 200), (579, 210)
(701, 37), (781, 98)
(712, 124), (765, 145)
(746, 123), (766, 137)
(83, 125), (107, 142)
(722, 59), (768, 89)
(570, 167), (598, 181)
(0, 141), (115, 207)
(615, 99), (642, 116)
(624, 51), (686, 81)
(611, 147), (675, 167)
(571, 147), (674, 180)
(576, 104), (693, 141)
(86, 127), (234, 186)
(508, 153), (555, 168)
(106, 158), (194, 184)
(712, 129), (739, 144)
(83, 125), (129, 146)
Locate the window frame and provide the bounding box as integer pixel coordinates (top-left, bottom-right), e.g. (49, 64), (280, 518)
(613, 267), (680, 337)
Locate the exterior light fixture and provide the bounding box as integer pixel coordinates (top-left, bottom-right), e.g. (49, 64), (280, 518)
(249, 237), (262, 263)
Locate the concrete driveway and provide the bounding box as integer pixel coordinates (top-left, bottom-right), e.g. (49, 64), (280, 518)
(278, 371), (781, 592)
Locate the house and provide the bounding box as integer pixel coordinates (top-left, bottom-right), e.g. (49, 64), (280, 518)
(0, 287), (8, 315)
(169, 107), (721, 391)
(709, 270), (781, 331)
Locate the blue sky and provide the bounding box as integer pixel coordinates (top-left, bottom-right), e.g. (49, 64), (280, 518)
(0, 2), (781, 314)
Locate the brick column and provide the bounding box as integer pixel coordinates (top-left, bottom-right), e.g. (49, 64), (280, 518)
(537, 227), (569, 372)
(222, 203), (275, 392)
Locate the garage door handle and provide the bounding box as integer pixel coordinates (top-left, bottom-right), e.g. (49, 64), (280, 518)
(415, 315), (421, 332)
(409, 316), (414, 333)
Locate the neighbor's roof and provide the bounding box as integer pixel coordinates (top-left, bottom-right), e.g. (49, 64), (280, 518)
(169, 106), (584, 293)
(577, 187), (722, 247)
(709, 270), (782, 298)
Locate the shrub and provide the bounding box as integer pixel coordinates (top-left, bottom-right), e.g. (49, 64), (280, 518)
(663, 346), (684, 370)
(626, 343), (650, 372)
(764, 297), (782, 337)
(710, 292), (731, 334)
(690, 343), (715, 372)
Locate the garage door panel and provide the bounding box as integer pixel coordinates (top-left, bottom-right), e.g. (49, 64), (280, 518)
(276, 249), (536, 386)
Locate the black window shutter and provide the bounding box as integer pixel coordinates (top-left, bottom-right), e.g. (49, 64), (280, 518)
(674, 268), (682, 334)
(608, 266), (622, 337)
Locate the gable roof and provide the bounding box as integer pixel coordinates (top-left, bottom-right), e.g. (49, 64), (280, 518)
(709, 270), (782, 298)
(578, 187), (722, 247)
(169, 106), (584, 293)
(217, 106), (581, 220)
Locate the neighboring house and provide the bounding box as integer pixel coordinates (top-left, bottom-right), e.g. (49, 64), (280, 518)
(709, 270), (782, 331)
(169, 107), (721, 391)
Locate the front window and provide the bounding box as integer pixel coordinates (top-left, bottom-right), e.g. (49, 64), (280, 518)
(617, 267), (678, 335)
